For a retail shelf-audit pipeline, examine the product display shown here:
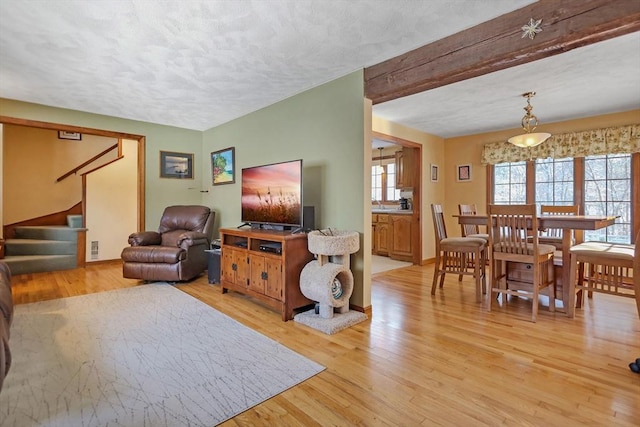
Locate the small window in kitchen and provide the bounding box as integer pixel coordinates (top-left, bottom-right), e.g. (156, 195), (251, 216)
(372, 163), (400, 203)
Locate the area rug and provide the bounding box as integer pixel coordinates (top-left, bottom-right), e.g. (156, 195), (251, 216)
(294, 309), (368, 335)
(0, 284), (324, 427)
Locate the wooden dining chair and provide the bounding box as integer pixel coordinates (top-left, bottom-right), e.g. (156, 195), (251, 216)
(487, 204), (557, 322)
(635, 233), (640, 318)
(458, 204), (489, 240)
(538, 204), (581, 303)
(568, 230), (639, 319)
(431, 204), (487, 302)
(539, 205), (580, 250)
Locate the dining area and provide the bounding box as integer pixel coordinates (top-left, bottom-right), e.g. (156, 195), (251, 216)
(430, 203), (638, 322)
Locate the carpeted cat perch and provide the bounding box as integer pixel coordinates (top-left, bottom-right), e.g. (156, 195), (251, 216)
(295, 229), (367, 334)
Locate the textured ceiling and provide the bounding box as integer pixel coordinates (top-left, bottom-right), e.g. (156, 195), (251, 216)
(1, 0), (638, 139)
(374, 31), (640, 139)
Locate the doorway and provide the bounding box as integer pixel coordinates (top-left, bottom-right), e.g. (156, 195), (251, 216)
(370, 131), (422, 270)
(0, 116), (145, 265)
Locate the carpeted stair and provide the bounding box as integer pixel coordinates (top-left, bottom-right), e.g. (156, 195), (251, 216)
(2, 215), (84, 275)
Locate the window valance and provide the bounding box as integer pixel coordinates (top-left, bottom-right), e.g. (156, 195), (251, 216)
(481, 124), (640, 165)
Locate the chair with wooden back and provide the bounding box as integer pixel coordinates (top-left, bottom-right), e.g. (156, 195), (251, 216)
(568, 230), (639, 319)
(458, 204), (489, 240)
(487, 204), (556, 322)
(431, 204), (487, 303)
(634, 232), (640, 318)
(539, 205), (580, 250)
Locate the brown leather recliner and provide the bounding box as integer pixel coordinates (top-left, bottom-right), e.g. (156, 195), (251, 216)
(121, 205), (215, 282)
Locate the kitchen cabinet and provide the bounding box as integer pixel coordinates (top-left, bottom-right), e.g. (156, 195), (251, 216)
(389, 214), (413, 262)
(371, 214), (377, 253)
(220, 228), (314, 321)
(372, 212), (414, 261)
(395, 147), (417, 189)
(372, 214), (390, 256)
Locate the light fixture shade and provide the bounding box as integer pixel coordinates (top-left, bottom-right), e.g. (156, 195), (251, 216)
(507, 132), (551, 148)
(508, 92), (551, 148)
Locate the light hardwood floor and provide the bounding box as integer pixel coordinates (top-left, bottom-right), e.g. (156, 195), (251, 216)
(10, 262), (640, 426)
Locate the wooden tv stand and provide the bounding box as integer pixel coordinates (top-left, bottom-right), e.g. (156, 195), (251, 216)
(219, 228), (315, 321)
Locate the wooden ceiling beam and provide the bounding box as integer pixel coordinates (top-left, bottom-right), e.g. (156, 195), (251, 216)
(364, 0), (640, 104)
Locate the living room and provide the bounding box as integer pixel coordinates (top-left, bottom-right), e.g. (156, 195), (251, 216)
(1, 1), (639, 425)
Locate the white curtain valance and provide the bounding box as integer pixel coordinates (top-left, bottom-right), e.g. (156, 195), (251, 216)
(481, 124), (640, 165)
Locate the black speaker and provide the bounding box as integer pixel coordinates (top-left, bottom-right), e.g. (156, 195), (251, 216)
(303, 206), (315, 231)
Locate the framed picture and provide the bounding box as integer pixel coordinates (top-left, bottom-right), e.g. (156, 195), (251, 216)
(457, 164), (472, 182)
(211, 147), (235, 185)
(430, 164), (439, 182)
(58, 131), (81, 140)
(160, 151), (194, 179)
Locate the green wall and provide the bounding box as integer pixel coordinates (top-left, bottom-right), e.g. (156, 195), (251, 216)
(1, 70), (369, 306)
(202, 71), (367, 306)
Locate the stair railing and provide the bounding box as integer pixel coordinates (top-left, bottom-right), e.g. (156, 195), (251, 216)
(56, 143), (119, 182)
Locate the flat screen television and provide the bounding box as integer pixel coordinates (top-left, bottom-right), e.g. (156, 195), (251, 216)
(241, 159), (302, 230)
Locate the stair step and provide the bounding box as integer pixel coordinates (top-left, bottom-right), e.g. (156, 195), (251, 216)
(4, 238), (77, 256)
(67, 215), (83, 228)
(14, 225), (81, 241)
(2, 255), (77, 275)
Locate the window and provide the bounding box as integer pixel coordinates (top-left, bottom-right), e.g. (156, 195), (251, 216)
(371, 164), (383, 202)
(535, 157), (574, 210)
(385, 163), (400, 201)
(371, 163), (400, 203)
(584, 154), (631, 243)
(494, 161), (526, 204)
(490, 153), (636, 243)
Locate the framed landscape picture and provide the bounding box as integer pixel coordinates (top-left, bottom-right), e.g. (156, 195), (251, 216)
(211, 147), (235, 185)
(160, 151), (194, 179)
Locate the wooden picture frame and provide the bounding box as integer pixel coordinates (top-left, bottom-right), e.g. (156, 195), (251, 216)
(457, 164), (472, 182)
(160, 151), (194, 179)
(211, 147), (235, 185)
(58, 131), (81, 140)
(430, 164), (439, 182)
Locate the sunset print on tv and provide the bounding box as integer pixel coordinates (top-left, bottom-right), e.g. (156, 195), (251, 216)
(241, 160), (302, 226)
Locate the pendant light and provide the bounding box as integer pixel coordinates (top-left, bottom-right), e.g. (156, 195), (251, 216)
(378, 147), (385, 174)
(507, 92), (551, 148)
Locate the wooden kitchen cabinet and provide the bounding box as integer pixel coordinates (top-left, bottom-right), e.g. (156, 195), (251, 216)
(220, 228), (314, 321)
(371, 214), (377, 253)
(389, 214), (413, 262)
(373, 214), (390, 256)
(395, 147), (417, 189)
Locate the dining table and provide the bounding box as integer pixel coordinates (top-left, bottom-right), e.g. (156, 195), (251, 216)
(453, 214), (618, 313)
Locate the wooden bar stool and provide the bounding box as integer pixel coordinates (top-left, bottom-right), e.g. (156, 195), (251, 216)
(431, 204), (486, 303)
(539, 205), (579, 250)
(487, 204), (556, 322)
(458, 204), (489, 241)
(568, 231), (639, 319)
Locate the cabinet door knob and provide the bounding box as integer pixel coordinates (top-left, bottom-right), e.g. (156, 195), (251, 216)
(261, 271), (268, 280)
(232, 263), (237, 271)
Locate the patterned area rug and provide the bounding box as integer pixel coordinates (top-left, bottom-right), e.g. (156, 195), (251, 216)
(0, 285), (324, 427)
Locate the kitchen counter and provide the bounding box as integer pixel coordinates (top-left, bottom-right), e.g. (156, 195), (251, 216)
(372, 209), (413, 215)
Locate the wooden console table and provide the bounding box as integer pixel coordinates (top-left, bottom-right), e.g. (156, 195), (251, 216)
(219, 228), (314, 321)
